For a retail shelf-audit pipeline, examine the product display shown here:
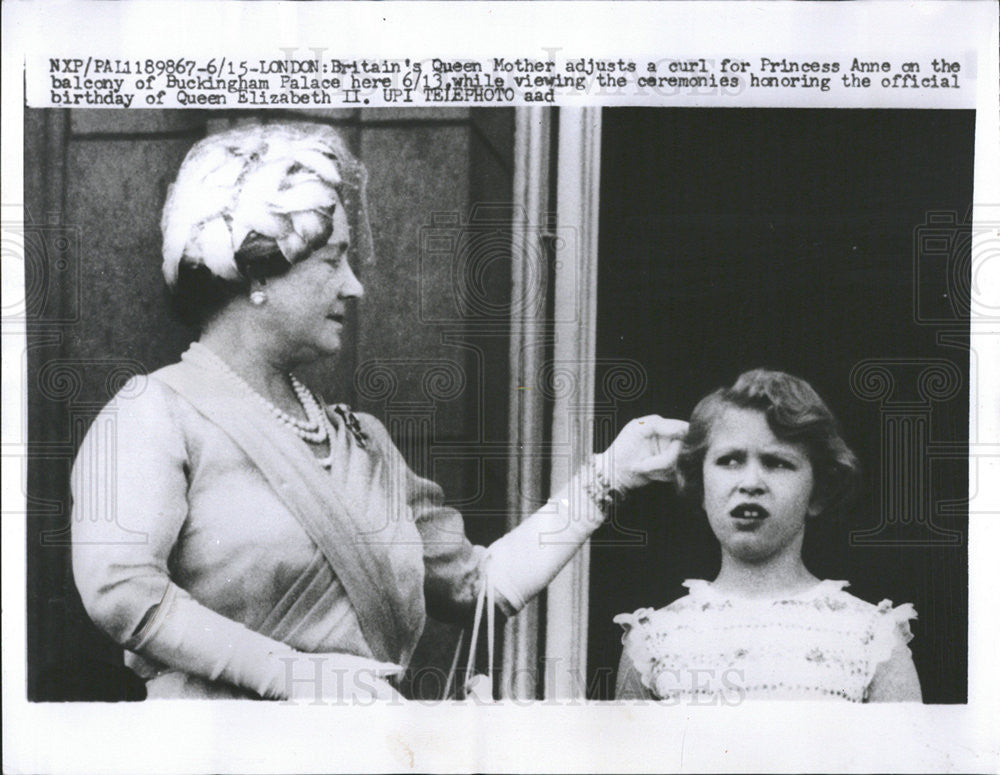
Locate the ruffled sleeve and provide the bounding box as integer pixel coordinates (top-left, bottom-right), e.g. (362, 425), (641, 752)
(613, 608), (658, 691)
(868, 600), (917, 676)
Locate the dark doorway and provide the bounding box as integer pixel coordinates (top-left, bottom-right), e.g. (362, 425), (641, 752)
(588, 108), (972, 704)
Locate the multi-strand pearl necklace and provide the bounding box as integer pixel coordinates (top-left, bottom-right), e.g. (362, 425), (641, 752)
(191, 342), (336, 468)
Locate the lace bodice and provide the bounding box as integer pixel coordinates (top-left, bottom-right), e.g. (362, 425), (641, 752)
(614, 580), (916, 703)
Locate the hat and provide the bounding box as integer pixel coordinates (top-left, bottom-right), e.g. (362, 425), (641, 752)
(161, 122), (373, 287)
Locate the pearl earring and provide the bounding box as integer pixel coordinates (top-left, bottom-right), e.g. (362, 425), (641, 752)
(250, 290), (267, 306)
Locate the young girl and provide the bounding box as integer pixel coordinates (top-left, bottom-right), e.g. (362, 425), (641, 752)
(614, 369), (922, 703)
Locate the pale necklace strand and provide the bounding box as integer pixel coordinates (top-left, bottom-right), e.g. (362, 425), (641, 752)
(191, 342), (335, 467)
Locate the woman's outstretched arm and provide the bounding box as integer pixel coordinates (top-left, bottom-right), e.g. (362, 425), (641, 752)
(367, 412), (687, 620)
(486, 416), (689, 613)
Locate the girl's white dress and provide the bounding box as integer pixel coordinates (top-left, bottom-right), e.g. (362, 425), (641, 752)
(614, 579), (916, 702)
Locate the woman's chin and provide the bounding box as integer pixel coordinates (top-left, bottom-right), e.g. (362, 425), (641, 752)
(291, 340), (342, 365)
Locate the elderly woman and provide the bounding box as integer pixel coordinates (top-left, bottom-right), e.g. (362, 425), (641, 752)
(71, 122), (685, 701)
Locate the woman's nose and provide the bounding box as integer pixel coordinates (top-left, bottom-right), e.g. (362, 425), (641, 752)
(340, 265), (364, 299)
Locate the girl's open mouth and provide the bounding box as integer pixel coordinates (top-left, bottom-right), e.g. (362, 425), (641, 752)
(730, 504), (770, 520)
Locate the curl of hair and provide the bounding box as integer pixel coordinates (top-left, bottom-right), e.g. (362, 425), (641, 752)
(675, 369), (860, 519)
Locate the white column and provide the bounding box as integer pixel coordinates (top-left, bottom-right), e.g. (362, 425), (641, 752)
(502, 106), (551, 699)
(544, 107), (603, 700)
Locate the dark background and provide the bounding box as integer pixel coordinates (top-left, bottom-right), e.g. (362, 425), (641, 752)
(588, 109), (973, 703)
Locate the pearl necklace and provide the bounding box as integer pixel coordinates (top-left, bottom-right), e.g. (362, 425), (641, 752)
(191, 342), (336, 468)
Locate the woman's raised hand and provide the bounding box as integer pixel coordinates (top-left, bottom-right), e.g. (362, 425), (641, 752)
(597, 415), (689, 493)
(482, 414), (688, 616)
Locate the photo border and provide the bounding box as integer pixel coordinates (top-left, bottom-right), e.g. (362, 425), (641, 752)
(3, 2), (998, 772)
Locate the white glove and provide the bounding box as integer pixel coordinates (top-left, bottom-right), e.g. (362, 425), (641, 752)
(598, 415), (689, 492)
(276, 652), (405, 703)
(486, 416), (687, 612)
(131, 582), (403, 701)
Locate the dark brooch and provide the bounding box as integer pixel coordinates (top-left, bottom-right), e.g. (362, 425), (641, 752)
(332, 404), (369, 449)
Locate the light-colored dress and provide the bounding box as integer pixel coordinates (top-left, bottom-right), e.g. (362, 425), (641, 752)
(614, 579), (916, 703)
(71, 345), (493, 698)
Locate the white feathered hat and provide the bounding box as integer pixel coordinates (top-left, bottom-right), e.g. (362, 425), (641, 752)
(161, 123), (365, 287)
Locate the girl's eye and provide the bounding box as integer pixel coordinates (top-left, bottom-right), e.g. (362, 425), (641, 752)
(763, 456), (795, 470)
(715, 454), (742, 467)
